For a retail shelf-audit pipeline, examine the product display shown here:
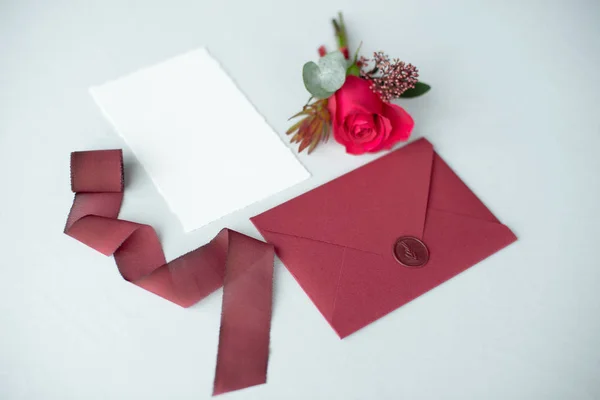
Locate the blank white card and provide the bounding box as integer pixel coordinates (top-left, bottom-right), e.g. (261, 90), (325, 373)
(91, 48), (309, 232)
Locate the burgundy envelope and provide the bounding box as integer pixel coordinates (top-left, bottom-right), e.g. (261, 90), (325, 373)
(251, 138), (516, 338)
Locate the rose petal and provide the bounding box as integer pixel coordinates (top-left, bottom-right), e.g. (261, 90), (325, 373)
(360, 129), (385, 152)
(380, 103), (414, 149)
(352, 113), (373, 127)
(328, 94), (348, 146)
(333, 123), (351, 145)
(352, 127), (378, 144)
(341, 112), (386, 153)
(333, 76), (383, 126)
(327, 92), (337, 118)
(345, 113), (378, 144)
(343, 141), (369, 155)
(368, 115), (393, 153)
(332, 115), (351, 147)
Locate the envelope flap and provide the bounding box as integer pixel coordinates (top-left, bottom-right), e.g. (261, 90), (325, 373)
(252, 139), (434, 255)
(256, 229), (346, 322)
(428, 154), (500, 223)
(330, 208), (517, 338)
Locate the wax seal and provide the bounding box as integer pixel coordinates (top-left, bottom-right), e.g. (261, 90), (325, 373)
(393, 237), (429, 268)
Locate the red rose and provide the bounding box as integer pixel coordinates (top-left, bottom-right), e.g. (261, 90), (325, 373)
(327, 76), (414, 155)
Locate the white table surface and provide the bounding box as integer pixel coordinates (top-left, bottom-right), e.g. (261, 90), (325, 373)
(1, 1), (599, 399)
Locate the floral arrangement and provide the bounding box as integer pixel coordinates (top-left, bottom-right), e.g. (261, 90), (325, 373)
(287, 12), (430, 155)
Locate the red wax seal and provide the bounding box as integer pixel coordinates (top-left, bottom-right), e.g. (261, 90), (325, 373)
(393, 237), (429, 268)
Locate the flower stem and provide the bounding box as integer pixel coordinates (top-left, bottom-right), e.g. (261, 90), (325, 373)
(304, 96), (314, 108)
(332, 12), (348, 52)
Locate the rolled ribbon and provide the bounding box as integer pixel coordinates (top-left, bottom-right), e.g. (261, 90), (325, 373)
(65, 149), (274, 396)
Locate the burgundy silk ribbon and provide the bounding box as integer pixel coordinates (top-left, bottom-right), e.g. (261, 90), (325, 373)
(64, 149), (274, 396)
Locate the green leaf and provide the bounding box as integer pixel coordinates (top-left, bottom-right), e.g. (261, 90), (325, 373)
(337, 12), (347, 48)
(332, 19), (341, 36)
(346, 64), (360, 76)
(302, 51), (347, 99)
(400, 82), (431, 98)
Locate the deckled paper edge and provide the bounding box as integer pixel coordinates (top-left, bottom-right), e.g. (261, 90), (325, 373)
(89, 47), (310, 232)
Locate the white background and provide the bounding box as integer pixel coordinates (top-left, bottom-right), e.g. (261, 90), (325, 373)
(1, 1), (599, 399)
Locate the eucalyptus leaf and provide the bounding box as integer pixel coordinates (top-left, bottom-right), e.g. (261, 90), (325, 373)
(400, 82), (431, 98)
(302, 63), (335, 98)
(302, 51), (347, 99)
